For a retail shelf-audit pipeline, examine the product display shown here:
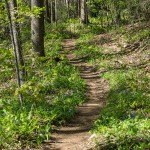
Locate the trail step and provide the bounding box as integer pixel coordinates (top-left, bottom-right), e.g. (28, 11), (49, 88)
(69, 59), (84, 64)
(49, 39), (109, 150)
(81, 74), (101, 79)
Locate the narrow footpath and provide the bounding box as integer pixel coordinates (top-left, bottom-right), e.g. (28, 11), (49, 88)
(47, 39), (109, 150)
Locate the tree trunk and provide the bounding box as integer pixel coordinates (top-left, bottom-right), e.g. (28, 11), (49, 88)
(45, 0), (51, 23)
(5, 0), (23, 105)
(113, 1), (121, 27)
(9, 0), (26, 83)
(80, 0), (88, 24)
(65, 0), (70, 19)
(55, 0), (57, 25)
(31, 0), (45, 57)
(78, 0), (81, 18)
(50, 1), (53, 23)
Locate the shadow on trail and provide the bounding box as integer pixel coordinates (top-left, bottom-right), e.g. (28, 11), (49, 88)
(49, 39), (109, 150)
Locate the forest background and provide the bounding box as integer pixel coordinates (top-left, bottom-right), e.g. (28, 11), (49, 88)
(0, 0), (150, 149)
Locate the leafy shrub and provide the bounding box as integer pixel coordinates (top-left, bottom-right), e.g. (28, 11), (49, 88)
(0, 37), (86, 148)
(75, 34), (103, 60)
(92, 69), (150, 149)
(93, 118), (150, 150)
(0, 99), (52, 148)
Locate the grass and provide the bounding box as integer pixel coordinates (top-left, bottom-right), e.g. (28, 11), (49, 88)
(72, 21), (150, 149)
(0, 25), (86, 149)
(0, 17), (149, 149)
(92, 69), (150, 150)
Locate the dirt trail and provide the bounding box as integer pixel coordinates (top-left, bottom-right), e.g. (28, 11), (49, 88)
(47, 39), (109, 150)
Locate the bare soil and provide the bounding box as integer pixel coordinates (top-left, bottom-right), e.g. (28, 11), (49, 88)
(41, 39), (109, 150)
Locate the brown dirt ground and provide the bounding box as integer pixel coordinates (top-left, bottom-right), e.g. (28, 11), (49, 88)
(30, 24), (149, 149)
(40, 39), (109, 150)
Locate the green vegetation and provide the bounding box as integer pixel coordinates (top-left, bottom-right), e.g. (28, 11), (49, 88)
(92, 69), (150, 149)
(0, 0), (150, 149)
(74, 22), (150, 149)
(0, 29), (85, 148)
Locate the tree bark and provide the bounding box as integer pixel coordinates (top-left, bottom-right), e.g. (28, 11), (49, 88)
(5, 0), (23, 105)
(78, 0), (81, 17)
(65, 0), (70, 19)
(9, 0), (26, 83)
(80, 0), (88, 24)
(45, 0), (51, 22)
(55, 0), (57, 24)
(31, 0), (45, 57)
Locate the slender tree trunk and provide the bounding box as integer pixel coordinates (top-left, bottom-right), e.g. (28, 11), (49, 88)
(9, 0), (26, 83)
(50, 1), (53, 23)
(114, 1), (121, 27)
(66, 0), (70, 19)
(5, 0), (23, 105)
(45, 0), (50, 22)
(31, 0), (45, 57)
(55, 0), (57, 25)
(106, 5), (110, 28)
(78, 0), (81, 17)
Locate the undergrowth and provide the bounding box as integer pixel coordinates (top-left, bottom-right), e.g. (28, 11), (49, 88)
(0, 26), (86, 149)
(73, 22), (150, 149)
(0, 17), (149, 149)
(92, 69), (150, 150)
